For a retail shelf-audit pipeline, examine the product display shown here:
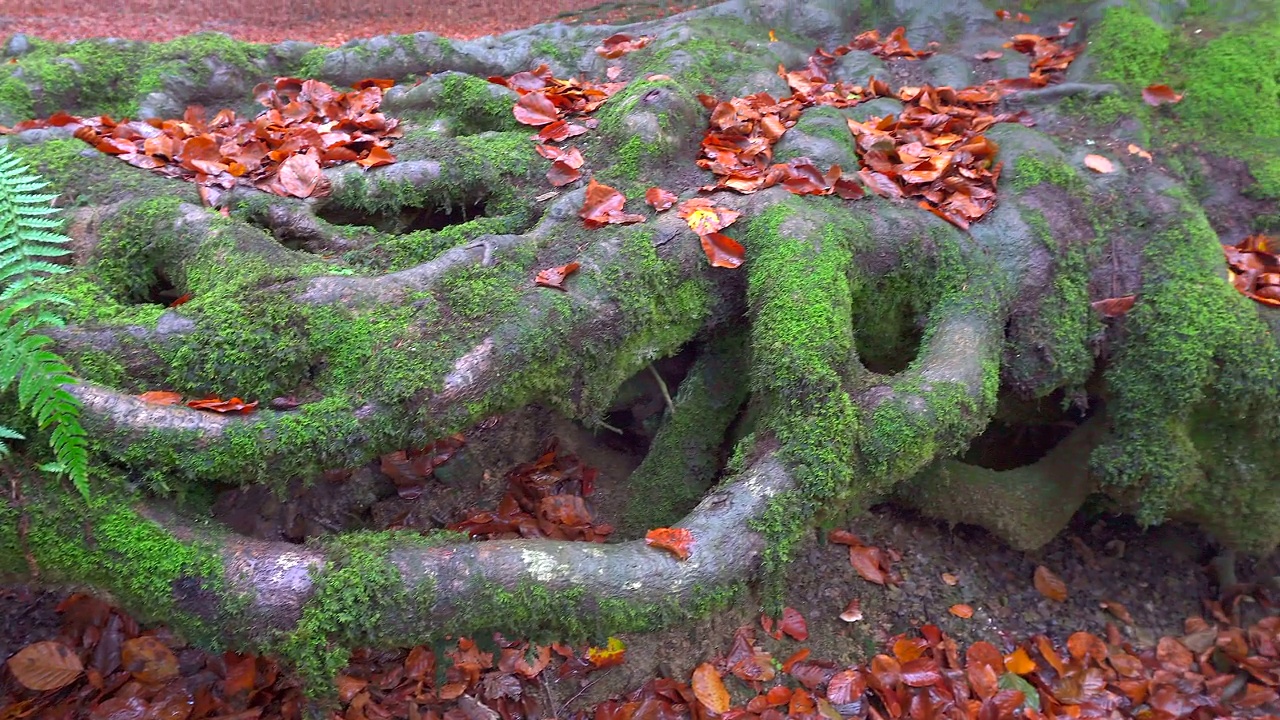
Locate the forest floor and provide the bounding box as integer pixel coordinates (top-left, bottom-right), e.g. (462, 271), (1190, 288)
(2, 0), (1280, 717)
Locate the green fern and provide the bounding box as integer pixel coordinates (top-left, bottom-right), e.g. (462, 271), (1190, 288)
(0, 145), (89, 497)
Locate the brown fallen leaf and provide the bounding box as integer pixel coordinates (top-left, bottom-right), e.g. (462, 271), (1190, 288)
(941, 572), (960, 586)
(949, 604), (974, 619)
(186, 396), (258, 414)
(121, 636), (180, 684)
(645, 186), (678, 211)
(1033, 565), (1068, 602)
(1091, 295), (1136, 318)
(1101, 600), (1135, 624)
(645, 527), (694, 560)
(700, 232), (746, 269)
(691, 662), (731, 714)
(1084, 154), (1115, 174)
(1127, 143), (1153, 162)
(6, 641), (84, 691)
(535, 261), (581, 290)
(137, 390), (183, 405)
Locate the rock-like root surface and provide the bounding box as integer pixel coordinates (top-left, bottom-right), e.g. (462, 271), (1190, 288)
(3, 0), (1279, 690)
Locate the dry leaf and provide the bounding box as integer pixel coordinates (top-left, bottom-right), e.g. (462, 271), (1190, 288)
(6, 641), (84, 691)
(1033, 565), (1068, 602)
(949, 604), (974, 619)
(691, 662), (731, 714)
(1084, 154), (1115, 174)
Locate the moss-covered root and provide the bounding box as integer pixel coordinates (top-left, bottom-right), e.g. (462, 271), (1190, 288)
(620, 331), (750, 535)
(894, 413), (1106, 551)
(0, 450), (794, 692)
(742, 196), (1005, 579)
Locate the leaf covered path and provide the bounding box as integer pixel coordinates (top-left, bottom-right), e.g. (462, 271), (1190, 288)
(0, 0), (700, 45)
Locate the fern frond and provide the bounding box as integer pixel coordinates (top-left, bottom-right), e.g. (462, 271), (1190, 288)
(0, 145), (89, 497)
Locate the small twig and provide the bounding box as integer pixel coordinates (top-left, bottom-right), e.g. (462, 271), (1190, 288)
(596, 420), (624, 435)
(540, 675), (559, 719)
(559, 670), (612, 715)
(649, 363), (675, 417)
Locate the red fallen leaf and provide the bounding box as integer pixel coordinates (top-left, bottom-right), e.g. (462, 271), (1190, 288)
(1156, 636), (1194, 670)
(1033, 565), (1068, 602)
(1092, 295), (1136, 317)
(827, 669), (866, 704)
(1142, 84), (1184, 106)
(828, 529), (861, 546)
(514, 91), (561, 126)
(789, 687), (816, 715)
(1084, 154), (1115, 174)
(538, 119), (589, 142)
(535, 144), (585, 168)
(949, 603), (974, 618)
(277, 153), (327, 198)
(121, 636), (179, 683)
(357, 144), (395, 168)
(849, 544), (890, 585)
(587, 637), (626, 669)
(186, 396), (258, 414)
(166, 292), (193, 308)
(579, 178), (646, 228)
(781, 648), (810, 673)
(691, 662), (731, 714)
(606, 65), (622, 81)
(6, 641), (83, 691)
(974, 50), (1004, 60)
(645, 527), (694, 560)
(779, 607), (808, 641)
(546, 161), (583, 186)
(645, 186), (678, 211)
(137, 390), (183, 405)
(700, 232), (746, 269)
(595, 33), (653, 59)
(353, 78), (396, 90)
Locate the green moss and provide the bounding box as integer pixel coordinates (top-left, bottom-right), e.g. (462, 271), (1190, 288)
(1175, 23), (1280, 144)
(1089, 7), (1172, 87)
(1092, 193), (1277, 527)
(1246, 155), (1280, 199)
(437, 74), (522, 133)
(1010, 155), (1086, 194)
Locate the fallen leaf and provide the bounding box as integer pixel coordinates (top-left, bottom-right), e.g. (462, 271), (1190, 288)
(579, 178), (646, 228)
(1004, 648), (1036, 675)
(941, 572), (959, 586)
(1142, 84), (1184, 106)
(691, 662), (731, 714)
(974, 50), (1005, 60)
(645, 527), (694, 560)
(587, 637), (626, 669)
(950, 604), (975, 619)
(779, 607), (809, 641)
(606, 65), (622, 81)
(699, 232), (746, 269)
(121, 636), (180, 684)
(535, 261), (581, 290)
(186, 396), (258, 413)
(137, 390), (183, 405)
(1084, 154), (1115, 174)
(1033, 565), (1068, 602)
(677, 197), (741, 235)
(1127, 143), (1153, 162)
(1101, 600), (1135, 624)
(594, 33), (652, 59)
(1091, 295), (1136, 317)
(513, 91), (560, 126)
(6, 641), (83, 691)
(645, 186), (678, 211)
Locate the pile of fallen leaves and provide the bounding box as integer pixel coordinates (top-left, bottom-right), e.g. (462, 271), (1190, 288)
(7, 587), (1278, 719)
(1, 76), (401, 204)
(1225, 234), (1280, 307)
(448, 439), (614, 542)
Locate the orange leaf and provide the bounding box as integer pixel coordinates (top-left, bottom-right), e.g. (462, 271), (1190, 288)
(186, 396), (259, 414)
(1127, 143), (1153, 162)
(700, 232), (746, 269)
(546, 161), (582, 186)
(277, 153), (326, 198)
(535, 261), (580, 290)
(513, 91), (560, 126)
(677, 197), (741, 235)
(1091, 295), (1136, 317)
(691, 662), (731, 714)
(1101, 600), (1135, 624)
(595, 33), (653, 59)
(357, 144), (395, 168)
(1142, 84), (1183, 106)
(941, 572), (959, 586)
(949, 603), (974, 618)
(1084, 154), (1115, 174)
(645, 186), (678, 211)
(168, 292), (193, 308)
(6, 641), (83, 691)
(1004, 647), (1036, 675)
(849, 545), (889, 585)
(1033, 565), (1068, 602)
(121, 636), (180, 684)
(137, 390), (183, 405)
(645, 527), (694, 560)
(579, 178), (646, 228)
